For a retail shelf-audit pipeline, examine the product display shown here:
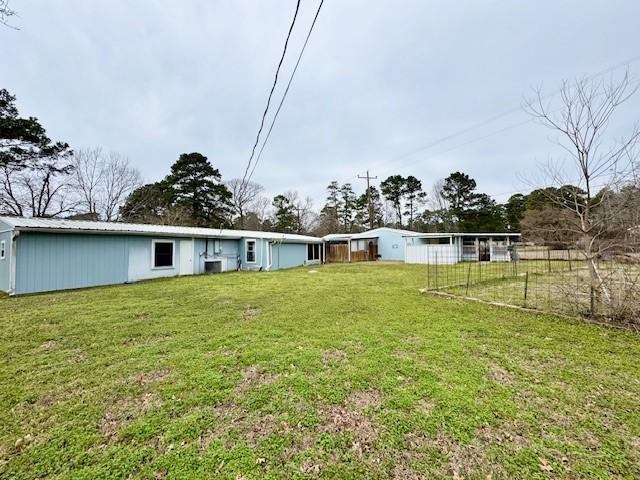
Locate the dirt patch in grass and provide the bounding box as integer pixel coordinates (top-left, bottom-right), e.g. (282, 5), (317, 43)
(392, 463), (424, 480)
(243, 305), (260, 320)
(133, 369), (171, 386)
(427, 430), (503, 479)
(348, 389), (382, 410)
(37, 340), (59, 352)
(486, 361), (513, 385)
(322, 349), (348, 365)
(100, 393), (160, 440)
(36, 391), (64, 408)
(124, 334), (172, 347)
(300, 458), (322, 475)
(235, 366), (280, 394)
(414, 398), (435, 416)
(392, 351), (416, 361)
(200, 401), (291, 450)
(320, 404), (381, 455)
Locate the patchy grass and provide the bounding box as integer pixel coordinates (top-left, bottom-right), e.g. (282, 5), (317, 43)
(1, 263), (639, 479)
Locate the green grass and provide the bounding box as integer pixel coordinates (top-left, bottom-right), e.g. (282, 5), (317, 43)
(1, 263), (639, 479)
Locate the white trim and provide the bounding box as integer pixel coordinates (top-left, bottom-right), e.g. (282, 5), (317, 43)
(0, 240), (4, 260)
(151, 239), (175, 269)
(245, 238), (257, 264)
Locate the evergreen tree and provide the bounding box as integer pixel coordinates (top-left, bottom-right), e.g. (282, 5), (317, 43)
(355, 186), (383, 230)
(272, 194), (297, 232)
(339, 183), (357, 232)
(165, 152), (232, 227)
(403, 175), (426, 229)
(380, 175), (407, 227)
(504, 193), (526, 231)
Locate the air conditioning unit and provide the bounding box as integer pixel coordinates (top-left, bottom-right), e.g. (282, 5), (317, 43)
(204, 259), (223, 273)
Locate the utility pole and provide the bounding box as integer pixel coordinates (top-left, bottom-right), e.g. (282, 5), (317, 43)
(293, 205), (303, 233)
(357, 170), (378, 230)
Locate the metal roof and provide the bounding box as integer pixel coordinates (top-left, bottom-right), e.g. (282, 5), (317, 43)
(323, 227), (424, 241)
(404, 232), (521, 238)
(0, 216), (322, 243)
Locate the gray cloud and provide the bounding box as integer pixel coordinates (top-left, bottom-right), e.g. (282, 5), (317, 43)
(2, 0), (639, 206)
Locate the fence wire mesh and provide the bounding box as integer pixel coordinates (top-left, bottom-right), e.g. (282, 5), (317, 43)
(423, 244), (640, 325)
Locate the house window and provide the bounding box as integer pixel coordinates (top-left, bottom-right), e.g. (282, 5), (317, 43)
(246, 239), (256, 263)
(307, 243), (320, 261)
(153, 240), (174, 268)
(0, 241), (4, 260)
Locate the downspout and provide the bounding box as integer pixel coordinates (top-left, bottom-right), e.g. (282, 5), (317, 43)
(9, 230), (19, 295)
(266, 241), (272, 271)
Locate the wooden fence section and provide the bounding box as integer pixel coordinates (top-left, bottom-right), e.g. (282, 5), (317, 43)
(326, 243), (379, 263)
(327, 244), (349, 263)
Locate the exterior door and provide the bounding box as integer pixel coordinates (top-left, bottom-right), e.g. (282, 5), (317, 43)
(179, 239), (194, 275)
(478, 238), (490, 262)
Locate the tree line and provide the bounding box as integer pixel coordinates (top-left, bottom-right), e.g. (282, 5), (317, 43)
(2, 86), (638, 244)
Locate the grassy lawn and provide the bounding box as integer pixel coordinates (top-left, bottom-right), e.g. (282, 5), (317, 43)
(1, 263), (639, 479)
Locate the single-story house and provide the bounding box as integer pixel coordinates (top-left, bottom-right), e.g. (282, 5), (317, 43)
(404, 232), (521, 264)
(323, 227), (423, 262)
(0, 216), (323, 295)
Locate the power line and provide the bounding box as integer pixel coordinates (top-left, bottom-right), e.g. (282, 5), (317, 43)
(246, 0), (325, 185)
(375, 54), (640, 174)
(240, 0), (302, 190)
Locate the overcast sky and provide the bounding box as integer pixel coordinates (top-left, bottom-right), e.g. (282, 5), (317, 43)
(2, 0), (640, 206)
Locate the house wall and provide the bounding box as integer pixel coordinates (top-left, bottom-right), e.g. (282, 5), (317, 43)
(9, 230), (323, 295)
(0, 226), (12, 293)
(376, 230), (406, 261)
(239, 237), (269, 271)
(270, 242), (316, 270)
(15, 232), (129, 295)
(126, 236), (183, 282)
(193, 238), (240, 273)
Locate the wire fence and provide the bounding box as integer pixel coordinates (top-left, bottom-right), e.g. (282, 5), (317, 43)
(422, 245), (640, 326)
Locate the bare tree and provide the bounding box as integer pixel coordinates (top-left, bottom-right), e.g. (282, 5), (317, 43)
(102, 152), (142, 221)
(1, 157), (76, 218)
(225, 178), (264, 228)
(248, 196), (272, 230)
(525, 71), (640, 318)
(71, 147), (104, 216)
(70, 147), (142, 221)
(0, 0), (16, 29)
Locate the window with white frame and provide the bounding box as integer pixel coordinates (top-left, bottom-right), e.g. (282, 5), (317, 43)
(307, 243), (321, 261)
(0, 240), (5, 260)
(152, 240), (174, 268)
(246, 239), (256, 263)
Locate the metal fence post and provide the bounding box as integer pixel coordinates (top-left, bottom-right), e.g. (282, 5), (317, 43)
(465, 261), (472, 296)
(524, 271), (529, 307)
(435, 251), (438, 290)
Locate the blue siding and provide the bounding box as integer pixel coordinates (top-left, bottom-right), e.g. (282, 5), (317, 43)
(193, 238), (240, 273)
(0, 226), (11, 293)
(127, 236), (181, 282)
(376, 230), (406, 261)
(239, 237), (269, 271)
(10, 231), (321, 295)
(271, 243), (309, 270)
(15, 233), (128, 294)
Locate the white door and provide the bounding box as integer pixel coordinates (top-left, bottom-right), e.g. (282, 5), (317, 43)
(179, 239), (194, 275)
